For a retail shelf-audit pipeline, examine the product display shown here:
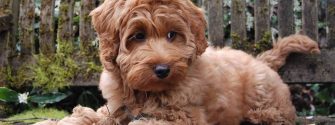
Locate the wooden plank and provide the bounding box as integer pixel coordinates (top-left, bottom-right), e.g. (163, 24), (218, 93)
(327, 0), (335, 48)
(208, 0), (225, 47)
(0, 31), (8, 71)
(57, 0), (75, 47)
(0, 31), (8, 67)
(39, 0), (56, 55)
(231, 0), (247, 42)
(19, 0), (35, 55)
(254, 0), (270, 43)
(8, 0), (20, 58)
(203, 0), (208, 10)
(278, 0), (294, 37)
(0, 16), (10, 69)
(80, 0), (96, 53)
(302, 0), (318, 41)
(0, 15), (11, 32)
(297, 116), (335, 125)
(72, 74), (99, 86)
(0, 0), (11, 69)
(279, 50), (335, 83)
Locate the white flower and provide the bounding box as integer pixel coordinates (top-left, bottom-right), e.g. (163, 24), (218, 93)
(18, 92), (29, 104)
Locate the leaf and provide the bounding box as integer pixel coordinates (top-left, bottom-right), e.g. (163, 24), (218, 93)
(310, 84), (320, 92)
(315, 89), (332, 103)
(315, 106), (329, 115)
(0, 87), (19, 102)
(29, 92), (68, 106)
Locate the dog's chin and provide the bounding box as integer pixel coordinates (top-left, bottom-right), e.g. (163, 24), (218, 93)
(126, 63), (188, 92)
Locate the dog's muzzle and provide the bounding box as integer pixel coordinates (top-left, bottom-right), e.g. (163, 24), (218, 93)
(154, 64), (170, 79)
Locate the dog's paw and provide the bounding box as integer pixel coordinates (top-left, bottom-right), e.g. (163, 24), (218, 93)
(128, 119), (170, 125)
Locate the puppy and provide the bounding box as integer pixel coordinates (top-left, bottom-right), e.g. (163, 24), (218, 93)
(90, 0), (319, 125)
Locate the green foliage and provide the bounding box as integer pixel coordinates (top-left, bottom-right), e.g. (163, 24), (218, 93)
(2, 65), (34, 89)
(232, 32), (272, 55)
(254, 32), (272, 54)
(0, 87), (19, 103)
(313, 84), (335, 115)
(30, 92), (68, 107)
(0, 102), (14, 117)
(231, 32), (253, 54)
(31, 41), (78, 92)
(0, 108), (68, 124)
(0, 87), (69, 108)
(295, 84), (335, 116)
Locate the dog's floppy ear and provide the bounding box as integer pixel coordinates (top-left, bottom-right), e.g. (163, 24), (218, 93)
(90, 0), (124, 72)
(185, 1), (208, 55)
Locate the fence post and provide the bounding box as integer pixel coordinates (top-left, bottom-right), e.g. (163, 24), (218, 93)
(80, 0), (96, 54)
(7, 0), (19, 59)
(57, 0), (75, 50)
(208, 0), (225, 47)
(278, 0), (294, 37)
(19, 0), (35, 56)
(255, 0), (270, 43)
(40, 0), (56, 55)
(231, 0), (247, 42)
(202, 0), (208, 10)
(302, 0), (318, 41)
(327, 0), (335, 48)
(0, 0), (11, 69)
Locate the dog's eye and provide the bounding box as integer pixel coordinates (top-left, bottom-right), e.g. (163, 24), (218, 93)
(129, 32), (146, 41)
(167, 31), (177, 42)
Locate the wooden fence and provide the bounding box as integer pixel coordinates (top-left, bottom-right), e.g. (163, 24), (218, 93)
(200, 0), (335, 83)
(0, 0), (334, 87)
(0, 0), (103, 86)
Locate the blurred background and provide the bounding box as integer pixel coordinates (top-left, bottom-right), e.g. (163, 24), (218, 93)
(0, 0), (334, 124)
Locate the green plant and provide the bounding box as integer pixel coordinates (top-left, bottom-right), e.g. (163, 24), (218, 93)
(0, 87), (68, 108)
(0, 108), (68, 125)
(312, 84), (335, 115)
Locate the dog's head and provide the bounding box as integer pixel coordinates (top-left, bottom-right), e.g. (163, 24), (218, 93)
(91, 0), (207, 91)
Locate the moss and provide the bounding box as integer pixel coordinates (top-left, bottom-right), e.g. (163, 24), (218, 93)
(31, 41), (78, 92)
(254, 31), (272, 54)
(0, 108), (68, 124)
(82, 61), (102, 79)
(233, 0), (244, 13)
(232, 31), (272, 55)
(1, 65), (34, 89)
(231, 32), (254, 54)
(0, 102), (14, 118)
(329, 6), (335, 16)
(84, 14), (91, 22)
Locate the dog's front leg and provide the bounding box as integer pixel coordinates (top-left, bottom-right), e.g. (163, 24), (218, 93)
(98, 70), (128, 125)
(99, 70), (124, 112)
(128, 119), (170, 125)
(128, 107), (208, 125)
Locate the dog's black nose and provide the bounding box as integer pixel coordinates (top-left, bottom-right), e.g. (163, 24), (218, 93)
(154, 64), (170, 79)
